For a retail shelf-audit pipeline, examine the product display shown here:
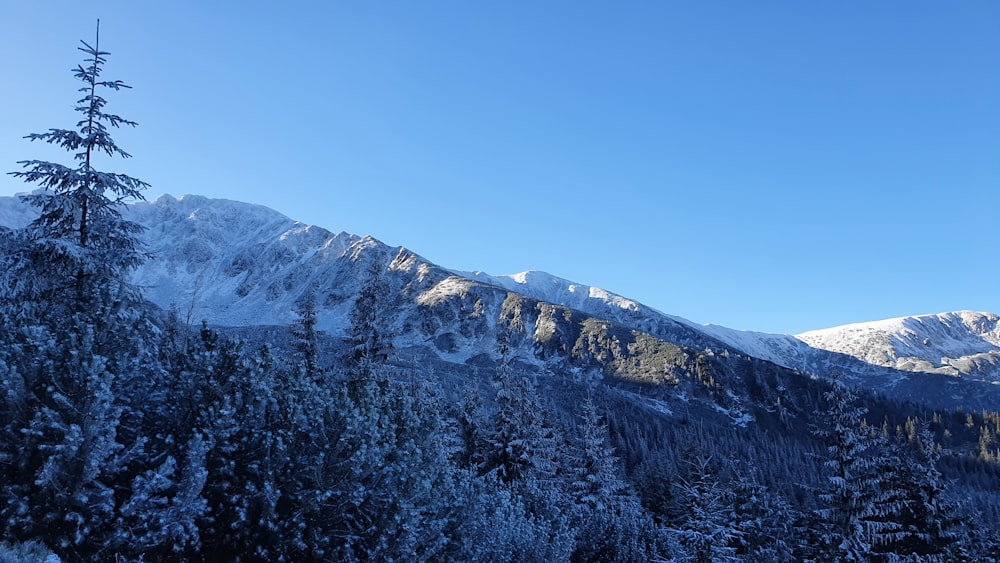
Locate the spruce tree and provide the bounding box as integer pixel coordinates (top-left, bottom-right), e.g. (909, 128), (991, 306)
(491, 337), (580, 556)
(811, 381), (907, 561)
(671, 454), (740, 563)
(572, 396), (628, 509)
(570, 395), (665, 562)
(479, 337), (555, 485)
(0, 22), (165, 560)
(348, 261), (393, 372)
(9, 19), (148, 320)
(290, 292), (321, 382)
(728, 463), (796, 561)
(880, 421), (970, 560)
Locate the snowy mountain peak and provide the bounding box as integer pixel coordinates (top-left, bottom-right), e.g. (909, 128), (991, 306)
(122, 195), (365, 329)
(460, 269), (643, 315)
(2, 193), (999, 408)
(795, 311), (1000, 378)
(798, 310), (999, 342)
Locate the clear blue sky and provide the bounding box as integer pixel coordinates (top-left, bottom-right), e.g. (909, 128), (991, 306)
(2, 1), (998, 334)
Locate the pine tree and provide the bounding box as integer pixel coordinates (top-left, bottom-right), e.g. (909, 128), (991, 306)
(9, 19), (148, 321)
(0, 24), (169, 560)
(367, 376), (470, 561)
(472, 335), (577, 557)
(326, 263), (468, 560)
(348, 261), (393, 372)
(456, 380), (486, 470)
(879, 421), (970, 560)
(290, 292), (321, 383)
(811, 381), (907, 561)
(670, 454), (740, 563)
(812, 383), (869, 561)
(728, 463), (797, 561)
(572, 395), (630, 510)
(570, 394), (665, 562)
(478, 335), (559, 486)
(113, 432), (209, 556)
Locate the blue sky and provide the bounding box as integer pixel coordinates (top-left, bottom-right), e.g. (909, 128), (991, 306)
(2, 1), (998, 334)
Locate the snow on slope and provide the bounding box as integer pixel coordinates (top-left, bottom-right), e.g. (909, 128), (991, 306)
(127, 194), (344, 327)
(467, 274), (1000, 409)
(459, 269), (727, 351)
(0, 192), (36, 230)
(461, 270), (643, 315)
(2, 192), (999, 389)
(796, 311), (1000, 381)
(0, 193), (373, 330)
(696, 324), (815, 369)
(457, 267), (1000, 385)
(461, 270), (828, 371)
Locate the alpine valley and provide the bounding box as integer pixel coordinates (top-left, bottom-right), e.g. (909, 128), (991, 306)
(2, 192), (999, 560)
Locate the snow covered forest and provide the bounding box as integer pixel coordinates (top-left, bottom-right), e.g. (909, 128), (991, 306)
(3, 28), (1000, 563)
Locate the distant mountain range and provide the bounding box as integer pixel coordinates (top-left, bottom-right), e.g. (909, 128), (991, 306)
(2, 193), (997, 411)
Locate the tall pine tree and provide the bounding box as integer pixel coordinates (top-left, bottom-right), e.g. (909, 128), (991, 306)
(811, 380), (907, 561)
(0, 22), (180, 560)
(9, 19), (148, 322)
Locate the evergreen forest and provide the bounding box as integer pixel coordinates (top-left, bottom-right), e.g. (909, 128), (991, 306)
(2, 26), (1000, 563)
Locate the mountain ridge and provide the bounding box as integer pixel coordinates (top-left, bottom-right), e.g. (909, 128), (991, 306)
(457, 262), (1000, 388)
(797, 310), (1000, 380)
(1, 192), (997, 410)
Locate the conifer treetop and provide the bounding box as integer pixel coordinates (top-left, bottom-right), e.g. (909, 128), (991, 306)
(7, 19), (149, 314)
(11, 19), (148, 207)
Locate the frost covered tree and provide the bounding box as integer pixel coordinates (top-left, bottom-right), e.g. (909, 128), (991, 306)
(811, 382), (872, 561)
(571, 395), (630, 510)
(670, 454), (740, 563)
(360, 376), (472, 561)
(877, 421), (970, 560)
(811, 381), (908, 561)
(8, 19), (148, 320)
(0, 23), (177, 560)
(112, 432), (209, 556)
(290, 292), (321, 382)
(570, 395), (666, 562)
(727, 463), (796, 561)
(181, 337), (295, 560)
(456, 380), (486, 470)
(348, 260), (393, 373)
(476, 335), (576, 557)
(330, 259), (396, 553)
(321, 264), (470, 560)
(479, 336), (558, 485)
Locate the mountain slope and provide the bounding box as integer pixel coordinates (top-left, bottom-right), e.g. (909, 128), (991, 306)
(1, 192), (998, 411)
(797, 311), (1000, 382)
(127, 194), (367, 329)
(460, 267), (1000, 392)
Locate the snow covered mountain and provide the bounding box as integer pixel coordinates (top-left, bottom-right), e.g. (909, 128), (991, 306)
(1, 193), (997, 410)
(797, 311), (1000, 382)
(126, 194), (367, 330)
(461, 268), (1000, 388)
